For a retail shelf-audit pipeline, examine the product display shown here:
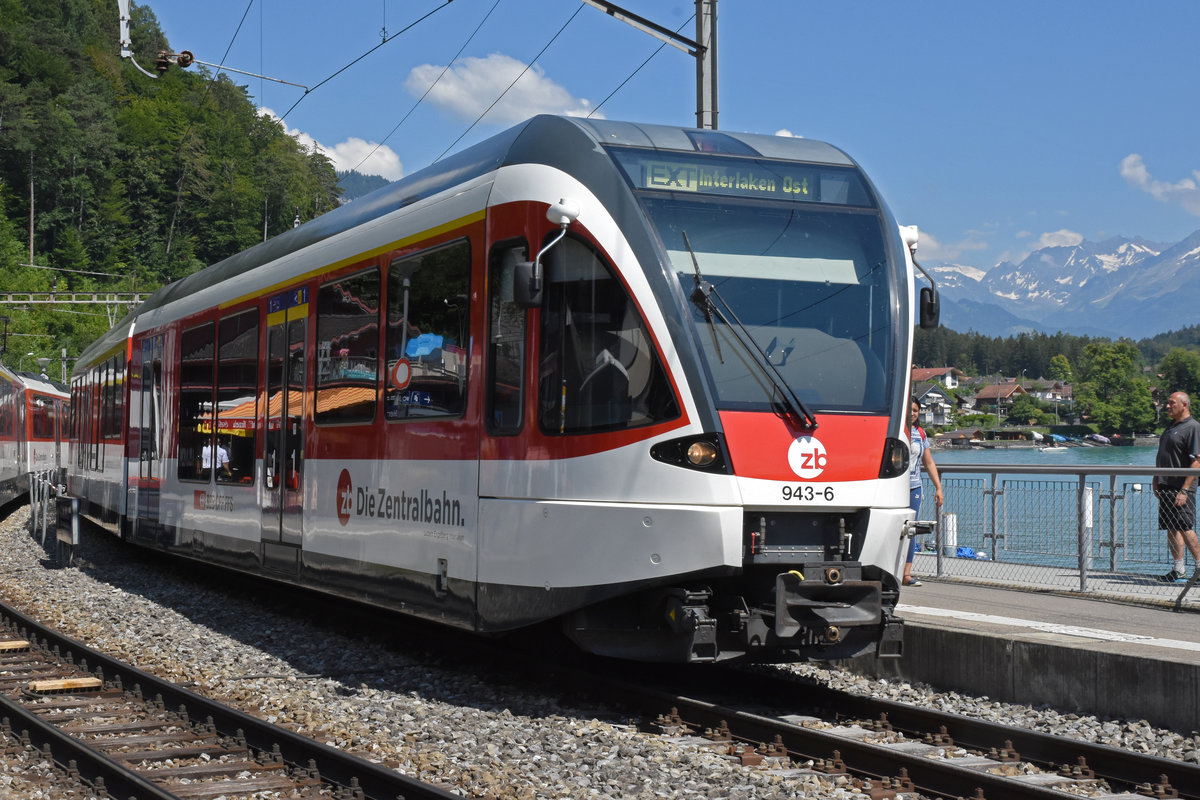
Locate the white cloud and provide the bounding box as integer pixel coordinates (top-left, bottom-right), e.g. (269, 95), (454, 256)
(259, 108), (403, 181)
(914, 229), (989, 263)
(404, 53), (598, 124)
(774, 128), (801, 138)
(1035, 229), (1084, 249)
(1120, 154), (1200, 217)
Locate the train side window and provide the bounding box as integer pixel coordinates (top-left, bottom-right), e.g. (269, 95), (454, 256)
(177, 322), (214, 482)
(487, 243), (527, 434)
(105, 355), (124, 441)
(0, 379), (11, 438)
(385, 240), (470, 421)
(94, 367), (103, 466)
(84, 371), (99, 470)
(216, 310), (259, 483)
(538, 237), (679, 434)
(139, 336), (164, 473)
(102, 359), (114, 439)
(316, 268), (380, 424)
(31, 394), (53, 439)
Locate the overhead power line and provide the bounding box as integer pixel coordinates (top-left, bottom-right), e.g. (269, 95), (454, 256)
(278, 1), (457, 122)
(351, 0), (502, 175)
(435, 4), (585, 162)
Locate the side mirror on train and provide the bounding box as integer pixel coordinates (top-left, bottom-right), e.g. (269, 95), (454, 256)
(513, 259), (542, 308)
(513, 199), (581, 309)
(919, 285), (940, 329)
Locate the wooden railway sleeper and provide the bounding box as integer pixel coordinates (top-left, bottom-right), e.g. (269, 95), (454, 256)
(140, 758), (290, 781)
(117, 742), (250, 763)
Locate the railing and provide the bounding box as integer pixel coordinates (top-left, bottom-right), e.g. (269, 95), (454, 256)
(914, 464), (1200, 610)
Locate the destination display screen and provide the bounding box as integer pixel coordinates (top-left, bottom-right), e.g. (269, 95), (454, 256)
(608, 147), (874, 208)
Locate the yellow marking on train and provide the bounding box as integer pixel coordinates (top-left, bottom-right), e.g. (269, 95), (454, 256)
(788, 570), (805, 581)
(218, 209), (486, 311)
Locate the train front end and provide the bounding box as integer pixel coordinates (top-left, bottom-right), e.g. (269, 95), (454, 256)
(543, 124), (918, 663)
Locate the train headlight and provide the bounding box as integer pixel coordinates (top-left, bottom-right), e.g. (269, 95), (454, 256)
(686, 441), (718, 467)
(650, 434), (729, 473)
(878, 437), (909, 479)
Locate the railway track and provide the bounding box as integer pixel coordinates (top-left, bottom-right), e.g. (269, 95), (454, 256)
(557, 659), (1200, 800)
(0, 597), (459, 800)
(4, 505), (1196, 800)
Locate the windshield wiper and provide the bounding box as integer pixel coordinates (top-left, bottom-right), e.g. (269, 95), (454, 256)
(683, 231), (724, 364)
(682, 231), (818, 431)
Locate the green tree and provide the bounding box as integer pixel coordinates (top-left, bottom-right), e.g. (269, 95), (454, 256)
(1158, 348), (1200, 401)
(1047, 354), (1072, 382)
(1007, 393), (1050, 426)
(0, 0), (342, 369)
(1074, 341), (1156, 432)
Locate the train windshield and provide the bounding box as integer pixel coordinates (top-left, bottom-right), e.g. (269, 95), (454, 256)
(611, 149), (897, 415)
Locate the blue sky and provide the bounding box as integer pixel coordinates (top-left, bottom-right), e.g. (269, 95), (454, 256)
(148, 0), (1200, 271)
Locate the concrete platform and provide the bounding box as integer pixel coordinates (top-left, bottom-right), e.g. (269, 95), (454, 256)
(841, 580), (1200, 734)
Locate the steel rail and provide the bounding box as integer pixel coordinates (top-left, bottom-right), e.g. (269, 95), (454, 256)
(624, 682), (1081, 800)
(0, 597), (459, 800)
(0, 690), (179, 800)
(713, 667), (1200, 798)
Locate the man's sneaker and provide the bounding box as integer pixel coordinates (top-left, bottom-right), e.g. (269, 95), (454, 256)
(1157, 569), (1186, 583)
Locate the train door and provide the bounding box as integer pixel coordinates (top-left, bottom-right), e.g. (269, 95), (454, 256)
(261, 287), (307, 571)
(135, 335), (164, 540)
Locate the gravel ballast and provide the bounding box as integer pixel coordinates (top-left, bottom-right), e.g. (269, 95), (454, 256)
(0, 505), (1195, 798)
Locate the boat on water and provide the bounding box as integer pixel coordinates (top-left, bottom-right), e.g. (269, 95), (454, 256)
(1040, 445), (1069, 453)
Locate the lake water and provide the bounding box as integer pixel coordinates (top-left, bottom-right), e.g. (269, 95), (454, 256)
(931, 443), (1156, 468)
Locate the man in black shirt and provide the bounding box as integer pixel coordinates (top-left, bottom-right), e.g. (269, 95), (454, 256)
(1153, 391), (1200, 582)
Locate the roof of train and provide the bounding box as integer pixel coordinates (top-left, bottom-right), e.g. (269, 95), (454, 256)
(76, 116), (858, 369)
(0, 362), (69, 397)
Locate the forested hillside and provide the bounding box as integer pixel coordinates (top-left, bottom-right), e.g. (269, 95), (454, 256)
(0, 0), (341, 370)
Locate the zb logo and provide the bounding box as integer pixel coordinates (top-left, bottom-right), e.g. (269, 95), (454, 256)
(336, 469), (353, 526)
(787, 435), (828, 479)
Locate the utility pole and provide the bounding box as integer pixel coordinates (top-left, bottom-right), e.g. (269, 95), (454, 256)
(580, 0), (718, 129)
(29, 152), (34, 265)
(694, 0), (717, 130)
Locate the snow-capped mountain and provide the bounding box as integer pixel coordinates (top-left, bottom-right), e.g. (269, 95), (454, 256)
(926, 231), (1200, 339)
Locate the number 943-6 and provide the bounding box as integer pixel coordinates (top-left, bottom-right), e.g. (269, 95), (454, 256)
(781, 485), (834, 502)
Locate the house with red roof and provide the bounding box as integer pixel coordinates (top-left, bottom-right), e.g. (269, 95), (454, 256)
(911, 367), (965, 389)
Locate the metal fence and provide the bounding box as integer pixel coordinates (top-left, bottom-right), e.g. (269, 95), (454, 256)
(913, 463), (1200, 610)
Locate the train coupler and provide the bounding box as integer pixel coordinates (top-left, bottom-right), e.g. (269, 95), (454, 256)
(773, 569), (882, 641)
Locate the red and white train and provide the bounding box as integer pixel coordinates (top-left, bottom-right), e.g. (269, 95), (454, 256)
(66, 116), (937, 662)
(0, 364), (70, 508)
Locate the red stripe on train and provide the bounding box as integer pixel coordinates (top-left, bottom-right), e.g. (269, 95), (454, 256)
(720, 411), (889, 482)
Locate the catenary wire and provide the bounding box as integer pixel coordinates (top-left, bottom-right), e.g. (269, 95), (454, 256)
(277, 1), (456, 123)
(349, 0), (503, 176)
(433, 3), (585, 162)
(588, 14), (694, 119)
